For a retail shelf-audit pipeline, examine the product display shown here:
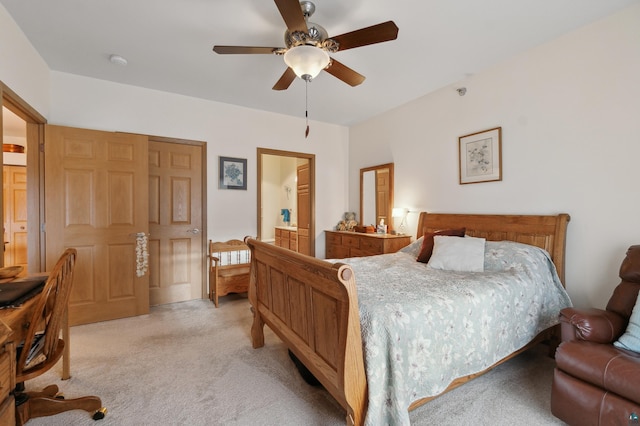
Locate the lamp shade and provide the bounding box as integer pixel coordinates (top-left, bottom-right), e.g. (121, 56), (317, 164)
(392, 208), (409, 218)
(284, 45), (330, 81)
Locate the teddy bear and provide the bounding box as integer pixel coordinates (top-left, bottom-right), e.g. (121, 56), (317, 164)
(335, 212), (358, 231)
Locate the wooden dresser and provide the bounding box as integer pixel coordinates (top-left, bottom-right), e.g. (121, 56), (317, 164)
(325, 231), (411, 259)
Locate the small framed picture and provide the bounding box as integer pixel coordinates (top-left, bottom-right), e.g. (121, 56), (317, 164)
(219, 156), (247, 190)
(458, 127), (502, 184)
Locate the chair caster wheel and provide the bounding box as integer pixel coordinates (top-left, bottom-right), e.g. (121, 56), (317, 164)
(14, 393), (29, 406)
(92, 407), (107, 420)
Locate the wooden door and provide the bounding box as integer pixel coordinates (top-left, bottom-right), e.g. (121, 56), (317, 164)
(44, 125), (149, 325)
(296, 162), (310, 255)
(3, 165), (27, 270)
(148, 140), (203, 305)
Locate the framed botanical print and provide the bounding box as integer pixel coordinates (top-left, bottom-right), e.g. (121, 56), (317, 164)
(219, 156), (247, 190)
(458, 127), (502, 184)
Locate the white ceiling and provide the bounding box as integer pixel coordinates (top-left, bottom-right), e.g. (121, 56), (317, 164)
(1, 0), (637, 127)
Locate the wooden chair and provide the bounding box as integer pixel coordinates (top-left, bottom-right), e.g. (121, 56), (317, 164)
(208, 239), (251, 308)
(14, 248), (106, 424)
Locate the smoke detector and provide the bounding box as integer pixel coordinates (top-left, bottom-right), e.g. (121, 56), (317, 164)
(109, 54), (128, 66)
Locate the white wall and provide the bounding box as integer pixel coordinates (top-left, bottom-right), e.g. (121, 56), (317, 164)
(280, 157), (297, 225)
(0, 4), (50, 116)
(349, 4), (640, 309)
(48, 72), (349, 256)
(3, 136), (27, 166)
(260, 155), (281, 242)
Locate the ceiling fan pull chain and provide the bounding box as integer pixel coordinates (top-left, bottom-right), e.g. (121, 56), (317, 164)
(305, 79), (310, 138)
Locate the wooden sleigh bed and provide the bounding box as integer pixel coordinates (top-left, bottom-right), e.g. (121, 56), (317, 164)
(246, 212), (570, 426)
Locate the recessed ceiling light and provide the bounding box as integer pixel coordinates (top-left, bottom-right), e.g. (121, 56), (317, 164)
(109, 54), (128, 66)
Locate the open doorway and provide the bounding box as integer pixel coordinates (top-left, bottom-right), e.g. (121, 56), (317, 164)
(257, 148), (315, 257)
(1, 82), (46, 273)
(2, 106), (28, 271)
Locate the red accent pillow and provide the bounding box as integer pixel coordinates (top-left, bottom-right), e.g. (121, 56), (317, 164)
(416, 228), (466, 263)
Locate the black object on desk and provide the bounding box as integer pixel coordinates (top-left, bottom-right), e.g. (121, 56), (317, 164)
(0, 276), (47, 308)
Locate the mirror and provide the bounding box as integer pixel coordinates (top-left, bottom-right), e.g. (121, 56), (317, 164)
(360, 163), (394, 230)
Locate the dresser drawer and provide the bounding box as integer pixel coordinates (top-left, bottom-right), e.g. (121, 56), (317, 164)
(350, 248), (373, 257)
(360, 238), (383, 253)
(326, 246), (350, 259)
(341, 235), (360, 249)
(326, 230), (411, 259)
(325, 232), (342, 246)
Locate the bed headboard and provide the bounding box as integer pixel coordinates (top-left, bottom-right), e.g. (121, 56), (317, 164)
(416, 212), (570, 284)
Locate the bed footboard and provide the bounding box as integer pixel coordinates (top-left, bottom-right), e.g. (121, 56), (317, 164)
(245, 238), (367, 426)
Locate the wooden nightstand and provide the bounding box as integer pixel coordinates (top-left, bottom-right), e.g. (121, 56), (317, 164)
(325, 231), (411, 259)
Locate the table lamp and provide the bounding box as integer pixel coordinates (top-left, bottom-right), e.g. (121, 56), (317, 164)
(392, 207), (409, 235)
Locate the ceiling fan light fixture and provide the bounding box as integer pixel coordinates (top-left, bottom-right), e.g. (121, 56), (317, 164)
(284, 45), (329, 81)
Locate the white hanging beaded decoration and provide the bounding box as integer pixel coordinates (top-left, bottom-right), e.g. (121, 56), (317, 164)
(135, 233), (149, 277)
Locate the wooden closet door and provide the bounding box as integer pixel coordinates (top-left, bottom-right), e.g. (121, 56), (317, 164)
(44, 125), (149, 325)
(148, 140), (203, 305)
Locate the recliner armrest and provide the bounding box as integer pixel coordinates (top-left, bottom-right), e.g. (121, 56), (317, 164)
(559, 307), (627, 343)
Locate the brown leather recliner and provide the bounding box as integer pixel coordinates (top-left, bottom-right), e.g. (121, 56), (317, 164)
(551, 245), (640, 426)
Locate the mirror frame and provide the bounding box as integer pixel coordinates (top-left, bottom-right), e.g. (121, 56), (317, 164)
(359, 162), (394, 231)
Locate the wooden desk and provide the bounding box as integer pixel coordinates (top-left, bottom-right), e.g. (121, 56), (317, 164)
(0, 281), (71, 380)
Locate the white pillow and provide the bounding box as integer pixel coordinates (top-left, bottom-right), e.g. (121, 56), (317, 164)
(614, 292), (640, 353)
(399, 236), (423, 258)
(427, 235), (486, 272)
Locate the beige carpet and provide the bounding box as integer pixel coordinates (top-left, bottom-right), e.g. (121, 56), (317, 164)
(25, 296), (565, 425)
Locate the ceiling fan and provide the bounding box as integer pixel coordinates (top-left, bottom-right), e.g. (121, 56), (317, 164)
(213, 0), (399, 91)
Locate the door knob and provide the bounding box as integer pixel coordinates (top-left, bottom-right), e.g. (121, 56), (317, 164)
(187, 228), (201, 234)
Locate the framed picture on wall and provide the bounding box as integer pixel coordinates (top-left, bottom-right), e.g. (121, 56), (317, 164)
(458, 127), (502, 184)
(219, 156), (247, 190)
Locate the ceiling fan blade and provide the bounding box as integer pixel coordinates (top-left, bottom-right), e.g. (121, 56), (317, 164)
(213, 46), (282, 55)
(272, 68), (297, 91)
(324, 59), (365, 87)
(331, 21), (399, 52)
(274, 0), (308, 33)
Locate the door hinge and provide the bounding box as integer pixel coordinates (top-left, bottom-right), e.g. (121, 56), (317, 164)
(39, 143), (45, 152)
(41, 222), (46, 232)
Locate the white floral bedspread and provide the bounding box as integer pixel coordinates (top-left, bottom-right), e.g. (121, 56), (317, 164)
(335, 240), (572, 426)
